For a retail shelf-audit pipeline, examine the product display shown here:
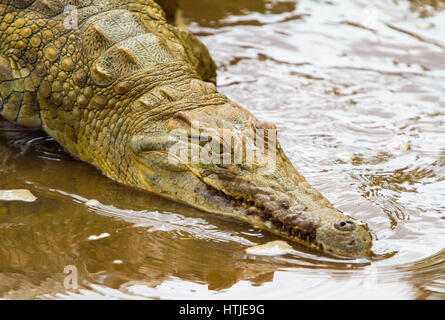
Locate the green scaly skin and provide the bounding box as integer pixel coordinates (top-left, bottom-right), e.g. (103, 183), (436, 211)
(0, 0), (372, 258)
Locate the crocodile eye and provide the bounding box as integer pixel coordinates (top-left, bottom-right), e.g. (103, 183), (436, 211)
(334, 220), (356, 231)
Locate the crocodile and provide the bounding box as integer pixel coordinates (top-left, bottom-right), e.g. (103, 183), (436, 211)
(0, 0), (372, 258)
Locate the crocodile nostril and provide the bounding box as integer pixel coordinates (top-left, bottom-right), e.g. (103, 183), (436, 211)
(335, 220), (356, 231)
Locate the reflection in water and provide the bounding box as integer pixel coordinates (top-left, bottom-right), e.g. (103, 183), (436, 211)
(1, 0), (445, 299)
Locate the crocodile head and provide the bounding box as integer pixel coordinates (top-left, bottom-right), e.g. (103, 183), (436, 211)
(129, 95), (372, 259)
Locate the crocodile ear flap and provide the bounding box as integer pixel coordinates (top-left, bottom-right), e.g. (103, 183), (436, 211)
(0, 55), (13, 81)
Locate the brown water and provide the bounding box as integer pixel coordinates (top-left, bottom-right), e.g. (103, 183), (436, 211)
(0, 0), (444, 299)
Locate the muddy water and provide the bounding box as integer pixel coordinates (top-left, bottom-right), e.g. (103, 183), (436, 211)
(0, 0), (444, 299)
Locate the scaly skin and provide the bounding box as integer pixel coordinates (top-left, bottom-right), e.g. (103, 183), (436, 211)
(0, 0), (372, 258)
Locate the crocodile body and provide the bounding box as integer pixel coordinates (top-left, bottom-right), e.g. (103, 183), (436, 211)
(0, 0), (372, 258)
